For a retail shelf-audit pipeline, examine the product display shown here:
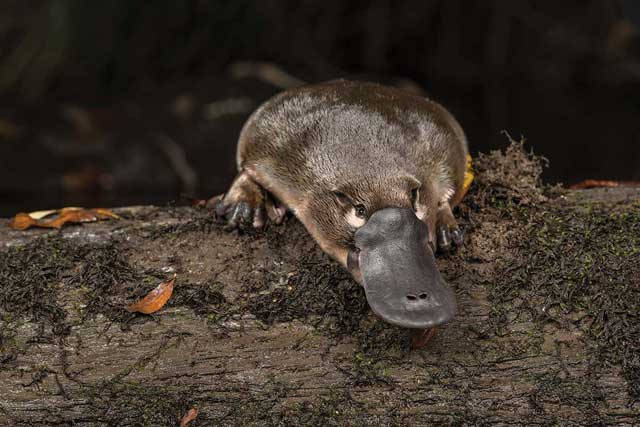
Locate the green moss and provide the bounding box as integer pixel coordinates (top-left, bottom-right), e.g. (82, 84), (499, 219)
(245, 254), (370, 337)
(529, 368), (607, 423)
(219, 387), (370, 427)
(500, 205), (640, 397)
(81, 380), (195, 427)
(0, 232), (228, 346)
(343, 351), (392, 386)
(131, 206), (220, 239)
(2, 140), (638, 423)
(18, 363), (55, 388)
(167, 280), (226, 316)
(465, 136), (549, 217)
(275, 390), (364, 427)
(459, 139), (640, 404)
(472, 141), (640, 399)
(68, 241), (151, 324)
(0, 236), (73, 344)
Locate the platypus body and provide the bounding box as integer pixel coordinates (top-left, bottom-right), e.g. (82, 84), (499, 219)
(215, 80), (468, 331)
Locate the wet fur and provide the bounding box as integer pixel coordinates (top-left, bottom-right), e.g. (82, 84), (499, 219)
(234, 80), (468, 265)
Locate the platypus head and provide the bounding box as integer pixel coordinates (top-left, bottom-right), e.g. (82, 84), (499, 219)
(304, 175), (457, 329)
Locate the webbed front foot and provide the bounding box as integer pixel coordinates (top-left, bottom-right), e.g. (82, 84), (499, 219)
(208, 171), (286, 229)
(436, 202), (463, 253)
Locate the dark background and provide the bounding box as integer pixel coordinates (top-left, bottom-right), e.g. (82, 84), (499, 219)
(1, 0), (639, 216)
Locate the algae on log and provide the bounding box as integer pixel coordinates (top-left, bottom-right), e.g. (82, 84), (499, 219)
(1, 147), (639, 426)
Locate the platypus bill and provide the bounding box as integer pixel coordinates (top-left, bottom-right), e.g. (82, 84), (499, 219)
(212, 80), (469, 337)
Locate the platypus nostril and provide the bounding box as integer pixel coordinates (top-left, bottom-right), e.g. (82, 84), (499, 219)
(419, 293), (428, 300)
(406, 294), (418, 301)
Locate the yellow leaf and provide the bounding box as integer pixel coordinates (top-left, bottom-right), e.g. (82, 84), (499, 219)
(462, 154), (474, 197)
(28, 209), (59, 220)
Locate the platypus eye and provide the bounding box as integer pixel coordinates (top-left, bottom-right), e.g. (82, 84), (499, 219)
(355, 205), (367, 218)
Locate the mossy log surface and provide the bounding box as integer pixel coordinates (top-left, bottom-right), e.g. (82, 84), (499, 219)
(1, 147), (639, 426)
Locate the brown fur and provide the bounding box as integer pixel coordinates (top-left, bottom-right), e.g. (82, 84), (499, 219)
(222, 80), (468, 266)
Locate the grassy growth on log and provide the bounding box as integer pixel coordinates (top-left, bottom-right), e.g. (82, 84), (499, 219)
(470, 139), (640, 399)
(1, 139), (639, 424)
(0, 237), (73, 342)
(492, 203), (640, 398)
(246, 255), (369, 335)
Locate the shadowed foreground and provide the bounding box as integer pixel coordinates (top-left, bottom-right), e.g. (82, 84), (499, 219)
(0, 144), (639, 426)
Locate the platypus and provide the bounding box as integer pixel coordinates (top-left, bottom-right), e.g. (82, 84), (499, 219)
(213, 80), (470, 339)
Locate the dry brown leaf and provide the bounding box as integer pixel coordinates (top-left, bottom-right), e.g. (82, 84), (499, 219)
(569, 179), (640, 190)
(58, 207), (84, 214)
(39, 210), (98, 229)
(126, 275), (177, 314)
(60, 207), (120, 219)
(9, 207), (120, 231)
(91, 208), (121, 220)
(179, 407), (198, 427)
(9, 213), (38, 230)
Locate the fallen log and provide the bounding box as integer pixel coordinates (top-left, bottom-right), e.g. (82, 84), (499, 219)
(1, 145), (639, 426)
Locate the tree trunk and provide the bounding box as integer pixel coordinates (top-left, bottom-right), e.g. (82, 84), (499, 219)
(0, 187), (639, 426)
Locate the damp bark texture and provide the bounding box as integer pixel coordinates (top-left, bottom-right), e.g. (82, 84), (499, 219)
(0, 144), (639, 426)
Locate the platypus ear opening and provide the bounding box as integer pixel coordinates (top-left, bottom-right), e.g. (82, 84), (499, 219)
(407, 177), (421, 211)
(411, 187), (420, 210)
(333, 190), (353, 207)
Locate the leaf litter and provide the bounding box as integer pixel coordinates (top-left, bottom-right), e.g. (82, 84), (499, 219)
(9, 207), (120, 230)
(126, 274), (177, 314)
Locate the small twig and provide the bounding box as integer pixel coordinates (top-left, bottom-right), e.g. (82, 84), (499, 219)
(54, 374), (69, 400)
(156, 133), (198, 196)
(228, 61), (305, 89)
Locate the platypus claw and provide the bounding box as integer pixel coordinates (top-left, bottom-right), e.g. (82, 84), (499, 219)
(437, 223), (464, 253)
(212, 199), (264, 230)
(208, 188), (287, 230)
(436, 202), (464, 253)
(223, 202), (254, 229)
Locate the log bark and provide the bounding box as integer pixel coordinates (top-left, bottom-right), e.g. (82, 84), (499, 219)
(0, 188), (639, 426)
